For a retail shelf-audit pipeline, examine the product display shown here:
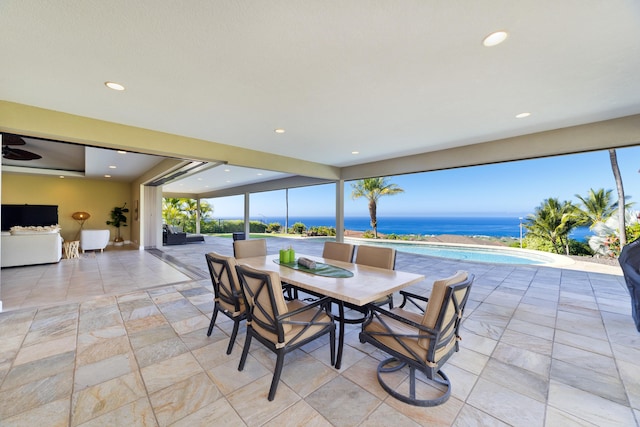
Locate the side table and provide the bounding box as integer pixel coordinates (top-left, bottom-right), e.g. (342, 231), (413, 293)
(63, 240), (80, 259)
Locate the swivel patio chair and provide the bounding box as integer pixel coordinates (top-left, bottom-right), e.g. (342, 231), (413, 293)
(235, 264), (336, 401)
(619, 239), (640, 332)
(359, 271), (474, 406)
(233, 238), (267, 259)
(204, 252), (247, 354)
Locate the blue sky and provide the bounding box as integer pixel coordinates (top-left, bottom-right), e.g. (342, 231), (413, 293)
(205, 146), (640, 219)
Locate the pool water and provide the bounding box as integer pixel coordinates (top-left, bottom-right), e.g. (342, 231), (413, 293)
(342, 239), (552, 265)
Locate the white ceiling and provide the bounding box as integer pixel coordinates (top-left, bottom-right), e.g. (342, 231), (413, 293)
(2, 1), (640, 193)
(1, 136), (166, 181)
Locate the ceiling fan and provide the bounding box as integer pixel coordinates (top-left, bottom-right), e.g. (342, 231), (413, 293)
(2, 133), (42, 161)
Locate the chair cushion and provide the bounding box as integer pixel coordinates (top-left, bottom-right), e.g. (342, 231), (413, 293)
(421, 271), (468, 329)
(233, 239), (267, 259)
(257, 300), (333, 349)
(355, 245), (396, 269)
(363, 308), (428, 361)
(241, 267), (292, 335)
(208, 252), (245, 315)
(419, 271), (468, 351)
(322, 242), (355, 263)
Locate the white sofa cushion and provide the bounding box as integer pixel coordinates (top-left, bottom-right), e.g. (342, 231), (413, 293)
(1, 232), (62, 267)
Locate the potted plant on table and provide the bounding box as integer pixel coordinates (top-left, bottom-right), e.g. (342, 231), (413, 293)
(106, 203), (129, 246)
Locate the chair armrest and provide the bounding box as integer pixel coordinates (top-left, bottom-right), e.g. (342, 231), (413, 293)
(399, 290), (429, 313)
(365, 304), (437, 337)
(278, 296), (334, 322)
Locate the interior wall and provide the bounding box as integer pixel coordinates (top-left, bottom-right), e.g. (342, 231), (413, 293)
(1, 173), (132, 243)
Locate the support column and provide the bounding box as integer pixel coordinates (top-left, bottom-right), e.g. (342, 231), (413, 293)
(143, 185), (163, 249)
(336, 180), (345, 242)
(196, 199), (201, 235)
(244, 192), (250, 238)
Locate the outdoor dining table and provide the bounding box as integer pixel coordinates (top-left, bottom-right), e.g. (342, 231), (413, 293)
(237, 253), (425, 369)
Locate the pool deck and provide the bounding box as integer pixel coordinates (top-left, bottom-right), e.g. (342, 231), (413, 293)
(0, 235), (636, 426)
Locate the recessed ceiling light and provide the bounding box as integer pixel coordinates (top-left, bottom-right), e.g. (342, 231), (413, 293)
(516, 112), (531, 118)
(109, 165), (117, 169)
(274, 128), (286, 134)
(483, 31), (508, 47)
(226, 180), (231, 183)
(104, 174), (111, 178)
(59, 176), (65, 179)
(117, 150), (127, 154)
(224, 169), (230, 172)
(352, 151), (359, 155)
(105, 81), (125, 91)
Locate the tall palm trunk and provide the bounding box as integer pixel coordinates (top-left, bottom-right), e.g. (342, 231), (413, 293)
(369, 200), (378, 238)
(610, 149), (627, 249)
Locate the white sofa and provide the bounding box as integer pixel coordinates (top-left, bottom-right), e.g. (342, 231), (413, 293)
(1, 231), (63, 267)
(80, 229), (110, 252)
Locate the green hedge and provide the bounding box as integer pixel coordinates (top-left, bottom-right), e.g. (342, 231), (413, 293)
(201, 220), (267, 234)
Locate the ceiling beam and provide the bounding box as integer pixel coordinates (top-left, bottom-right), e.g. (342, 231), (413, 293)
(341, 114), (640, 180)
(0, 101), (341, 181)
(164, 175), (335, 199)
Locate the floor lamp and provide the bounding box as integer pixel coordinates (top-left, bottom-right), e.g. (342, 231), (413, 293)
(72, 211), (91, 241)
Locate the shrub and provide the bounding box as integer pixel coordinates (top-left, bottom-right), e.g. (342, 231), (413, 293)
(266, 222), (282, 233)
(307, 226), (336, 236)
(523, 234), (591, 256)
(290, 222), (306, 234)
(249, 221), (267, 233)
(603, 223), (640, 257)
(362, 230), (375, 238)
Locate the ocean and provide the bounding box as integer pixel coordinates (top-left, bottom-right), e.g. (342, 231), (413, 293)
(223, 216), (592, 242)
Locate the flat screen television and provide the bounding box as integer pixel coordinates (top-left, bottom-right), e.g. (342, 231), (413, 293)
(1, 204), (59, 231)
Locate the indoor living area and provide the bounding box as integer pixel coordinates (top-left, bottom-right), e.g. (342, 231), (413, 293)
(2, 1), (640, 426)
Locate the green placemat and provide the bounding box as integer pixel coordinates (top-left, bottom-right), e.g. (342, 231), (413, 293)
(274, 259), (354, 278)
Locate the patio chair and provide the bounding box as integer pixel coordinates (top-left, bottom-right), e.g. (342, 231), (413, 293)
(235, 264), (336, 401)
(233, 238), (267, 259)
(359, 271), (474, 406)
(619, 239), (640, 332)
(204, 252), (247, 354)
(336, 245), (396, 324)
(322, 241), (355, 263)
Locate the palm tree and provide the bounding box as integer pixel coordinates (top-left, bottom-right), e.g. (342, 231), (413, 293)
(525, 198), (580, 254)
(162, 198), (214, 233)
(610, 149), (627, 249)
(162, 198), (184, 227)
(574, 188), (617, 228)
(350, 177), (404, 238)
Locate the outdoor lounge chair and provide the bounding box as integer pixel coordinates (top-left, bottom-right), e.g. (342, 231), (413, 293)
(359, 271), (473, 406)
(163, 224), (204, 245)
(619, 239), (640, 332)
(204, 252), (247, 354)
(235, 264), (335, 400)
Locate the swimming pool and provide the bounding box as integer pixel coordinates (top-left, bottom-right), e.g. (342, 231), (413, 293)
(342, 238), (559, 265)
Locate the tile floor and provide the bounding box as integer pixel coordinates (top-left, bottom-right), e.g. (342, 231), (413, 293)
(0, 236), (638, 426)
